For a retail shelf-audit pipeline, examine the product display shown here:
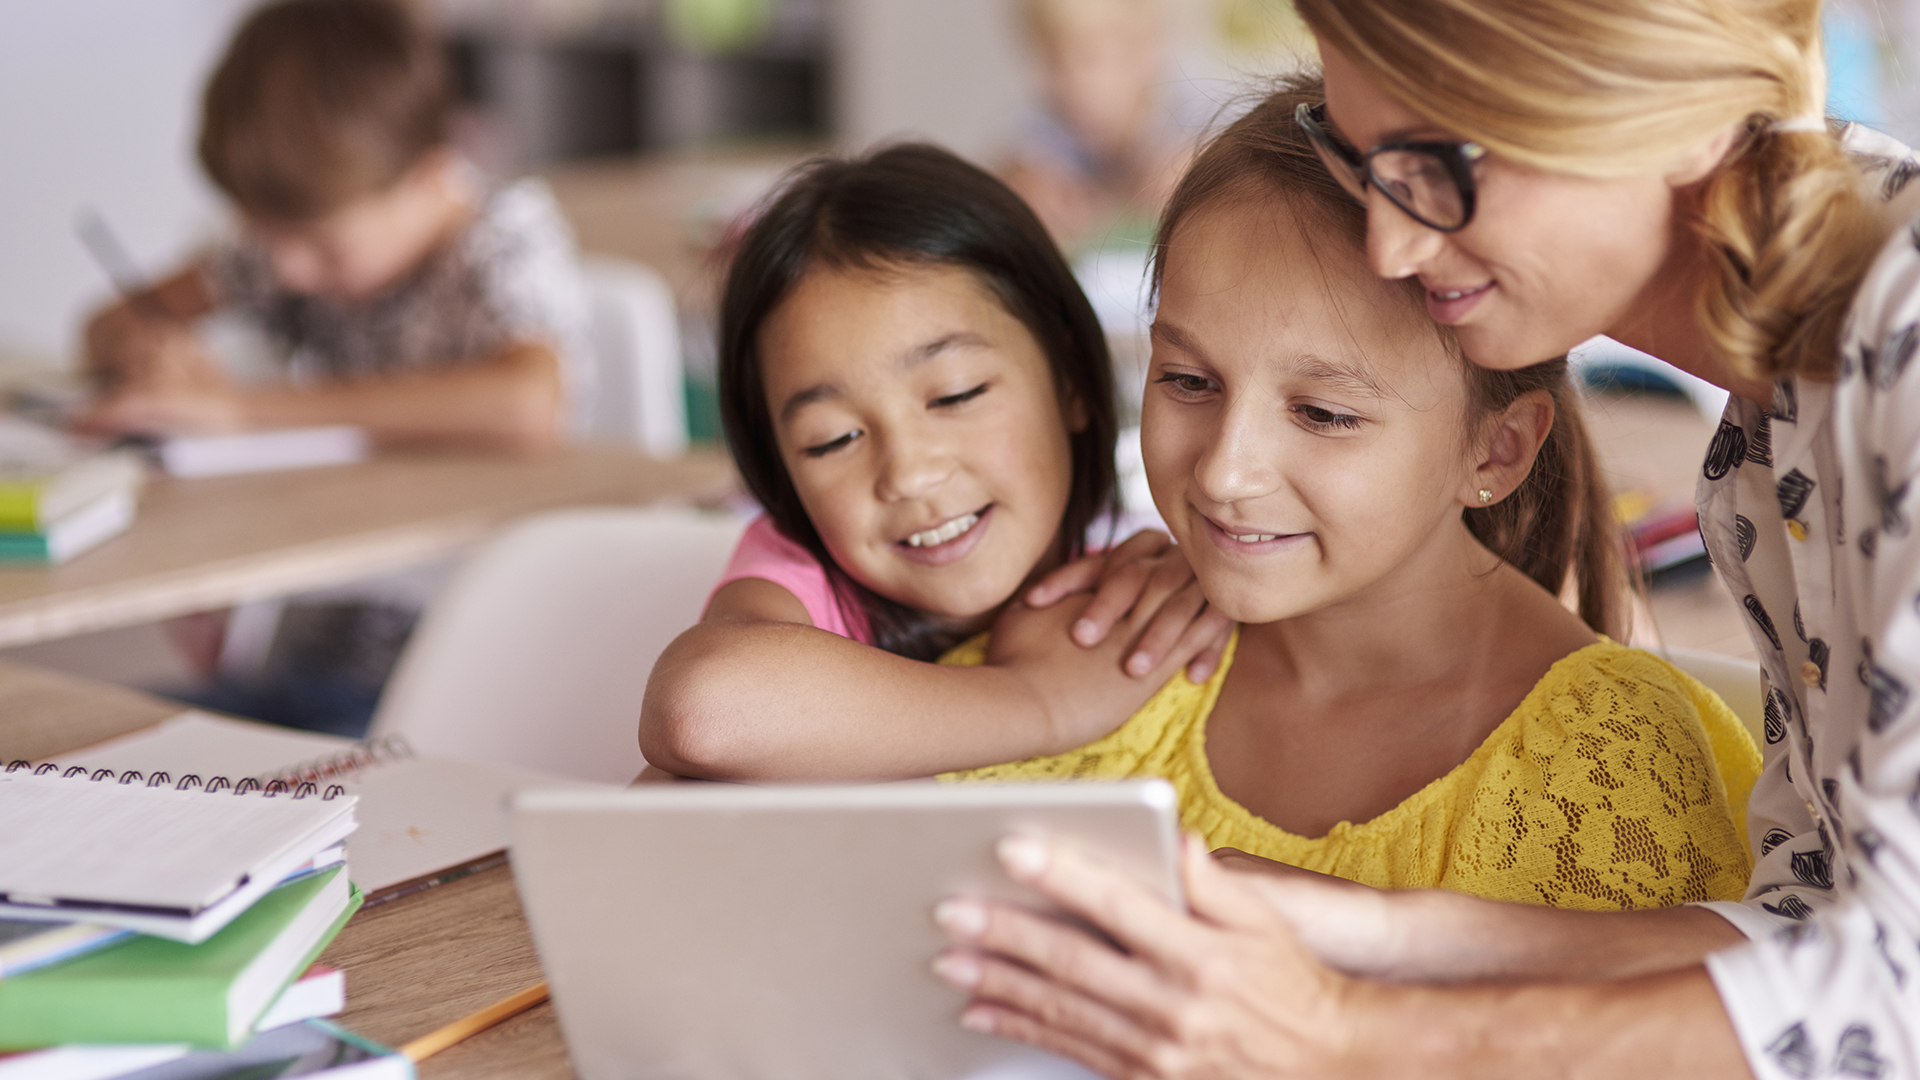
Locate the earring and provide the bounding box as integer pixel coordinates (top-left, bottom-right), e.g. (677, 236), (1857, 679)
(1477, 489), (1494, 505)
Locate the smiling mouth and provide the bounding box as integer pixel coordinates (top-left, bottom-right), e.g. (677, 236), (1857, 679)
(903, 508), (985, 549)
(1431, 281), (1494, 302)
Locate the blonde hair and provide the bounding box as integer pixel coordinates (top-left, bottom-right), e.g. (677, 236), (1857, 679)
(1293, 0), (1886, 381)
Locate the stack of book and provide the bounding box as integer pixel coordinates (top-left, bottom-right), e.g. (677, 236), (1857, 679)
(0, 418), (144, 564)
(0, 764), (409, 1079)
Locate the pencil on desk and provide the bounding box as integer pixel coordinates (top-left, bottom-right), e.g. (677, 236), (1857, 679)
(400, 981), (550, 1062)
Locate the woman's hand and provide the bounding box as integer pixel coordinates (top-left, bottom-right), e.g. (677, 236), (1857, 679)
(1025, 530), (1232, 682)
(931, 833), (1359, 1078)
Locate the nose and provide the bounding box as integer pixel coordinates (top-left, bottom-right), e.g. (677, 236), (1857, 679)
(1192, 396), (1282, 507)
(875, 423), (957, 503)
(1365, 194), (1447, 281)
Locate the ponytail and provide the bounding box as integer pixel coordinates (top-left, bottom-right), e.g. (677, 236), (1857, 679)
(1462, 359), (1629, 638)
(1695, 121), (1885, 381)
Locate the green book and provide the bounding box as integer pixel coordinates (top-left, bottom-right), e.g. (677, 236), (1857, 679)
(0, 867), (361, 1050)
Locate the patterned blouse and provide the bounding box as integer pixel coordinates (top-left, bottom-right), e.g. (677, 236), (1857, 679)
(1697, 162), (1920, 1076)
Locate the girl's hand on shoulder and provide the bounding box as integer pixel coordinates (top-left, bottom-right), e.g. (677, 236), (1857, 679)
(987, 590), (1198, 752)
(1025, 529), (1232, 683)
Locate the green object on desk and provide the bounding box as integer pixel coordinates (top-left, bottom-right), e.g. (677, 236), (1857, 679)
(0, 868), (362, 1050)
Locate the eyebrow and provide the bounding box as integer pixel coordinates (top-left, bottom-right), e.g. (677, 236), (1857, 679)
(1324, 103), (1452, 150)
(776, 330), (995, 422)
(1151, 320), (1388, 399)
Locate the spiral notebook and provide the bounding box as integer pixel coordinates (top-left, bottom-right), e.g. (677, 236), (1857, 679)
(0, 766), (356, 943)
(47, 712), (600, 903)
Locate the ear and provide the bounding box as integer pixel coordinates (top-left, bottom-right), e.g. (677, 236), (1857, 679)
(1466, 388), (1554, 508)
(1665, 120), (1744, 188)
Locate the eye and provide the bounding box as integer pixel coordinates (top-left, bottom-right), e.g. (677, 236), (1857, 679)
(802, 430), (862, 457)
(1292, 403), (1364, 431)
(1153, 372), (1216, 397)
(930, 383), (989, 409)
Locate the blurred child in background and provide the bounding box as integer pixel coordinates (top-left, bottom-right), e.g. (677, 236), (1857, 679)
(1000, 0), (1190, 256)
(81, 0), (589, 449)
(81, 0), (591, 735)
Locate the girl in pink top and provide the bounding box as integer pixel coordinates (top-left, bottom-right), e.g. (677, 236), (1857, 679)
(642, 144), (1226, 780)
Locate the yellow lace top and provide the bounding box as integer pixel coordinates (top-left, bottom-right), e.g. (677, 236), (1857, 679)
(943, 632), (1762, 910)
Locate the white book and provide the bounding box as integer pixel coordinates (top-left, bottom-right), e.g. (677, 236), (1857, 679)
(0, 770), (357, 943)
(49, 712), (602, 902)
(0, 1045), (189, 1080)
(0, 488), (138, 565)
(156, 427), (368, 479)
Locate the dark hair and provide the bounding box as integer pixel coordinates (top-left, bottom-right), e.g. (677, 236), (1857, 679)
(199, 0), (451, 220)
(1152, 73), (1630, 637)
(719, 143), (1120, 660)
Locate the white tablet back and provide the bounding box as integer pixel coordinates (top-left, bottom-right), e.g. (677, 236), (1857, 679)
(510, 780), (1182, 1080)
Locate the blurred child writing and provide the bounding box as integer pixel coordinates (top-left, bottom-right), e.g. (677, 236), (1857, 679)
(81, 0), (588, 450)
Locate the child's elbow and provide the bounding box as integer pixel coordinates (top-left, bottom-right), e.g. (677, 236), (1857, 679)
(490, 343), (566, 452)
(638, 640), (758, 778)
(639, 674), (751, 779)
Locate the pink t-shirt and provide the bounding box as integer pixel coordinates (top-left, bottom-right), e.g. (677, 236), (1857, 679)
(705, 514), (873, 643)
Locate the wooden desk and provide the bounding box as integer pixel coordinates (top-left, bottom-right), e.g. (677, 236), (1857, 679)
(0, 446), (735, 649)
(11, 670), (572, 1079)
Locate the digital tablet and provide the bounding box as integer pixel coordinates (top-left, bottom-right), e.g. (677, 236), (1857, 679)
(510, 779), (1183, 1080)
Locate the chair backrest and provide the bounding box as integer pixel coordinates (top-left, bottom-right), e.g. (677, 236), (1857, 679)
(1662, 646), (1766, 747)
(368, 507), (746, 782)
(578, 254), (689, 458)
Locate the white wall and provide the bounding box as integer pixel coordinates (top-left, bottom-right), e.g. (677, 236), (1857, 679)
(0, 0), (251, 364)
(830, 0), (1035, 163)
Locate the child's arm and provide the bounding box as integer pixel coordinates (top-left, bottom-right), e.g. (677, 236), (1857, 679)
(640, 543), (1227, 782)
(80, 337), (565, 451)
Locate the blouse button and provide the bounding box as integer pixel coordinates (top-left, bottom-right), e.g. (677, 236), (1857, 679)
(1787, 519), (1809, 541)
(1801, 660), (1822, 687)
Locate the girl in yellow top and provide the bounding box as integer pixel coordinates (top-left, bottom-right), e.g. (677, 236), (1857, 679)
(948, 76), (1761, 911)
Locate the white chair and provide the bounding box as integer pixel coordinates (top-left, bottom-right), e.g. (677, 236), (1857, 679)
(1663, 646), (1766, 747)
(578, 254), (689, 458)
(366, 507), (747, 783)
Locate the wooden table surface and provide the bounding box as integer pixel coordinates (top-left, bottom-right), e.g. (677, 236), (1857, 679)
(0, 446), (735, 649)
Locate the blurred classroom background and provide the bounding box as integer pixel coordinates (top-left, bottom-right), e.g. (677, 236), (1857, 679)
(0, 0), (1911, 728)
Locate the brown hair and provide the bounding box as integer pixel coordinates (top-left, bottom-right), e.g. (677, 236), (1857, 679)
(1153, 74), (1629, 636)
(199, 0), (451, 221)
(1293, 0), (1885, 383)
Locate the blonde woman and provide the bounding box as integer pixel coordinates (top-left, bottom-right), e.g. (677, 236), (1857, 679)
(927, 1), (1920, 1076)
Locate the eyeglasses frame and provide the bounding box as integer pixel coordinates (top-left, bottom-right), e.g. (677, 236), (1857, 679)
(1295, 101), (1488, 234)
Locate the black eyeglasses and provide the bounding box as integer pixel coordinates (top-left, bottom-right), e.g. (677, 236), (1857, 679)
(1295, 101), (1488, 233)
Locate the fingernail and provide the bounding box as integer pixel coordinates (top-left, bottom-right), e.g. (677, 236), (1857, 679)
(1073, 619), (1097, 645)
(931, 951), (982, 988)
(998, 835), (1050, 880)
(1126, 651), (1152, 676)
(934, 898), (988, 938)
(1188, 660), (1213, 682)
(961, 1006), (996, 1033)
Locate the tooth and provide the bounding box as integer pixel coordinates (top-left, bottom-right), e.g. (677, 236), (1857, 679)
(908, 512), (978, 549)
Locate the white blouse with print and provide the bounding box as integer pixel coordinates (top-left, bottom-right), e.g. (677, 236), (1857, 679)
(1697, 190), (1920, 1077)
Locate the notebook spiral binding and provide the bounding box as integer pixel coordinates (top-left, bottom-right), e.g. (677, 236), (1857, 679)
(5, 735), (414, 801)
